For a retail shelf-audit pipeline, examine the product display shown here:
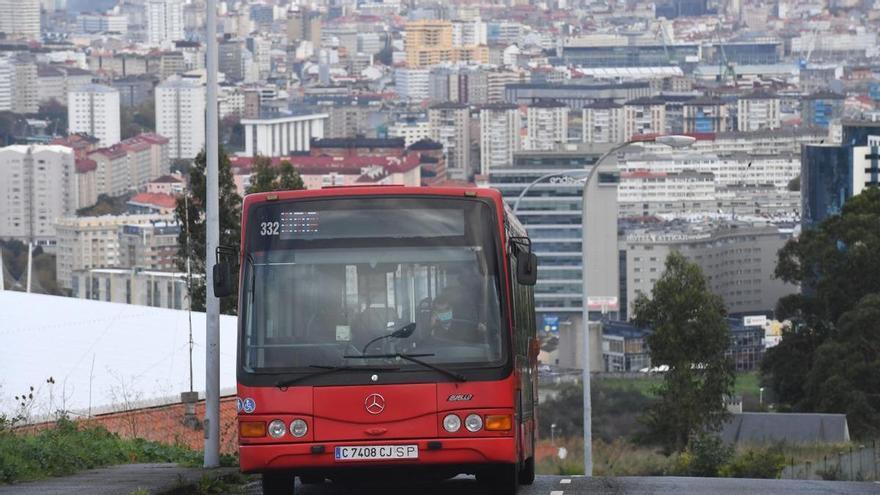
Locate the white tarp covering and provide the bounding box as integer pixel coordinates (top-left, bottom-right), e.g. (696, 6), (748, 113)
(0, 291), (238, 419)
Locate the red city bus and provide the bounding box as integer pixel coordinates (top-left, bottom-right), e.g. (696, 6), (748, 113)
(214, 186), (539, 495)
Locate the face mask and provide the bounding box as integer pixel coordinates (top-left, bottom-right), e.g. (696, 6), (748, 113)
(436, 310), (453, 322)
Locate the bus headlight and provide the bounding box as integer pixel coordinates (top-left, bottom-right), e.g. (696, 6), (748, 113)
(465, 414), (483, 432)
(443, 414), (461, 433)
(267, 419), (287, 438)
(289, 419), (308, 438)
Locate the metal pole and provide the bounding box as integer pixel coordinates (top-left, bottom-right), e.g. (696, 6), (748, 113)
(577, 136), (696, 476)
(203, 0), (221, 469)
(0, 247), (5, 290)
(26, 242), (33, 293)
(580, 141), (635, 477)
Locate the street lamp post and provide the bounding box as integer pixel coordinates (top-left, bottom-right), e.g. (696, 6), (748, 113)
(506, 136), (696, 477)
(579, 136), (695, 477)
(204, 0), (221, 468)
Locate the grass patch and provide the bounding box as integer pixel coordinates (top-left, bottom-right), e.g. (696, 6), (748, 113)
(537, 437), (679, 476)
(595, 372), (761, 401)
(733, 372), (760, 398)
(538, 435), (865, 478)
(597, 377), (660, 396)
(0, 417), (236, 484)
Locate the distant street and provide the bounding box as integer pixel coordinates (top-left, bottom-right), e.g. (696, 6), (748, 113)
(236, 474), (880, 495)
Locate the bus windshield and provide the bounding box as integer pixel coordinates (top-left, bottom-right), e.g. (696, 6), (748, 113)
(241, 196), (505, 375)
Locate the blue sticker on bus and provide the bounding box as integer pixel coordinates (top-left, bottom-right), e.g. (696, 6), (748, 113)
(236, 398), (243, 413)
(242, 398), (256, 414)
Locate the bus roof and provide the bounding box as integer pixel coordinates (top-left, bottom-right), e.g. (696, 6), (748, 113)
(242, 185), (505, 209)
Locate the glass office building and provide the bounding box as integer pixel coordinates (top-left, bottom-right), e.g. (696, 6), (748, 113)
(486, 145), (617, 319)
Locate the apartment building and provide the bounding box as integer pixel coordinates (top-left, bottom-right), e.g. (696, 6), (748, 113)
(71, 268), (191, 310)
(0, 0), (40, 40)
(87, 133), (170, 197)
(54, 214), (174, 289)
(155, 76), (205, 160)
(621, 152), (799, 190)
(682, 97), (731, 133)
(582, 101), (625, 144)
(428, 103), (471, 181)
(479, 103), (521, 175)
(526, 99), (568, 151)
(404, 20), (487, 68)
(0, 145), (77, 246)
(118, 220), (180, 271)
(623, 222), (797, 316)
(68, 84), (121, 148)
(146, 0), (184, 46)
(388, 119), (430, 147)
(737, 91), (781, 131)
(624, 97), (667, 139)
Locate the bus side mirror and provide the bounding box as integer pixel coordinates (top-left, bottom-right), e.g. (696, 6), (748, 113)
(212, 245), (237, 298)
(213, 262), (234, 298)
(516, 251), (538, 286)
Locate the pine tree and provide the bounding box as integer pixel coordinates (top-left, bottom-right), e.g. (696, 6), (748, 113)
(632, 252), (734, 453)
(245, 158), (305, 194)
(246, 156), (276, 194)
(277, 160), (305, 190)
(175, 148), (242, 315)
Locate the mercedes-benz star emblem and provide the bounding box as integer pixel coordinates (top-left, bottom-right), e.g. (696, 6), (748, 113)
(364, 393), (386, 415)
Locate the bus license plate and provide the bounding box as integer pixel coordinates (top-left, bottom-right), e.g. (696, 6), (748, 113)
(334, 445), (419, 461)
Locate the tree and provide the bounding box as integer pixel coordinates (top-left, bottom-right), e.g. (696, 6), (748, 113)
(800, 294), (880, 437)
(632, 252), (734, 453)
(37, 99), (67, 134)
(762, 187), (880, 434)
(175, 148), (242, 315)
(787, 175), (800, 192)
(120, 101), (155, 139)
(220, 114), (244, 151)
(277, 160), (305, 190)
(245, 158), (305, 194)
(246, 156), (277, 194)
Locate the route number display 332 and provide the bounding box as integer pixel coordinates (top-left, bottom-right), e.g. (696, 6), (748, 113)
(334, 445), (419, 461)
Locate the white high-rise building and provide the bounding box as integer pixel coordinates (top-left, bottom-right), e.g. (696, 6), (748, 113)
(0, 58), (13, 112)
(0, 145), (77, 246)
(480, 104), (521, 176)
(394, 68), (430, 101)
(146, 0), (184, 46)
(737, 91), (781, 131)
(156, 76), (206, 160)
(429, 103), (471, 181)
(583, 101), (625, 144)
(0, 0), (40, 40)
(67, 84), (121, 148)
(526, 100), (568, 151)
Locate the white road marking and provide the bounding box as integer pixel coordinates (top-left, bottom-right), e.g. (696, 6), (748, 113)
(551, 491), (564, 495)
(560, 479), (572, 484)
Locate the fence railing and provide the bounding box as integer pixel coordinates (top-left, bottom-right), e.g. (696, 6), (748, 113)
(781, 441), (879, 481)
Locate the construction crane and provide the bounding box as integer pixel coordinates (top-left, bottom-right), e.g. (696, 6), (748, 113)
(714, 22), (738, 87)
(655, 20), (675, 66)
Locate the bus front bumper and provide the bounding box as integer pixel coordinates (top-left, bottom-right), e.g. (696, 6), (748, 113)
(239, 437), (517, 473)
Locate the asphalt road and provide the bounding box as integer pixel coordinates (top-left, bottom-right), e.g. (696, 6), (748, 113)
(237, 474), (880, 495)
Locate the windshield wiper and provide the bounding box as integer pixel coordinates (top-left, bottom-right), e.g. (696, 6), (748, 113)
(276, 364), (399, 388)
(345, 353), (467, 383)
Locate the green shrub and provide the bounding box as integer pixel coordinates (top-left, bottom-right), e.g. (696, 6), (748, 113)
(676, 434), (733, 477)
(0, 418), (227, 484)
(720, 446), (786, 479)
